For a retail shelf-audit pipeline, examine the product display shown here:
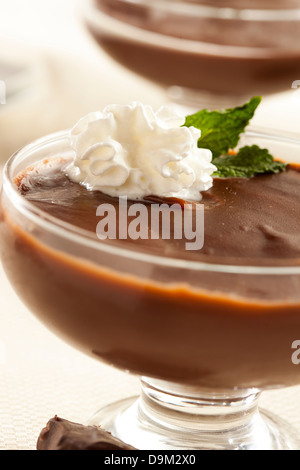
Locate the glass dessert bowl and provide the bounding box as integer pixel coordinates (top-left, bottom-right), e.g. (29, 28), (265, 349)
(84, 0), (300, 108)
(1, 127), (300, 450)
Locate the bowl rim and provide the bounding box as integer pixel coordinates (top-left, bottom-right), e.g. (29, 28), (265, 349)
(3, 125), (300, 275)
(84, 0), (300, 59)
(89, 0), (300, 20)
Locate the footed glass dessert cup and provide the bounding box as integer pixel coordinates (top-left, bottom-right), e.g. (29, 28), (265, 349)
(83, 0), (300, 109)
(1, 128), (300, 450)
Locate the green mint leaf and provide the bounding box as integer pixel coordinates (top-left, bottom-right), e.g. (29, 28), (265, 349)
(213, 145), (287, 178)
(184, 97), (287, 178)
(184, 96), (262, 159)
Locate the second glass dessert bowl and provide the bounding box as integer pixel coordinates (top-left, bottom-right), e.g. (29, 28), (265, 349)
(1, 128), (300, 450)
(84, 0), (300, 108)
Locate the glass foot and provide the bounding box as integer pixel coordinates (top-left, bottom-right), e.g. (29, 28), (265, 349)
(88, 379), (300, 450)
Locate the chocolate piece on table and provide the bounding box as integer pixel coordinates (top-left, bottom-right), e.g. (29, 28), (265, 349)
(37, 416), (137, 450)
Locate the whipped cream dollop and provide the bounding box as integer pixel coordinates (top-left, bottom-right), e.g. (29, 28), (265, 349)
(65, 102), (216, 201)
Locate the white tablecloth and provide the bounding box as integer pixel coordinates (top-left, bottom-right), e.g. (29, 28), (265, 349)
(0, 0), (300, 450)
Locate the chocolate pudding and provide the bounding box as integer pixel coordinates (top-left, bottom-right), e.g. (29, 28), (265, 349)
(15, 160), (300, 263)
(88, 0), (300, 96)
(1, 157), (300, 389)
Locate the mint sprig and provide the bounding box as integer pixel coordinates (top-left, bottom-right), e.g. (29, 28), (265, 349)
(184, 97), (262, 159)
(213, 146), (287, 178)
(184, 97), (287, 178)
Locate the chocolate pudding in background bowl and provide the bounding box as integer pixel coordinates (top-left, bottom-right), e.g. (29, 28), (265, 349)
(1, 100), (300, 450)
(84, 0), (300, 108)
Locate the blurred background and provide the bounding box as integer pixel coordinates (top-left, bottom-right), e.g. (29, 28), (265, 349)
(0, 0), (300, 450)
(0, 0), (168, 165)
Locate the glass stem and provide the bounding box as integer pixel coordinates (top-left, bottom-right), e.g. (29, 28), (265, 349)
(139, 377), (262, 436)
(89, 378), (300, 449)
